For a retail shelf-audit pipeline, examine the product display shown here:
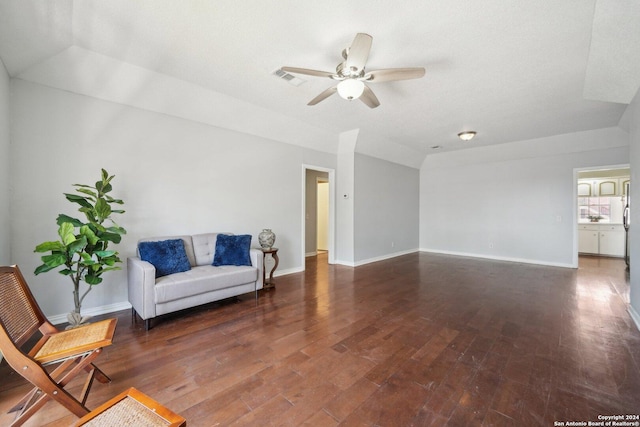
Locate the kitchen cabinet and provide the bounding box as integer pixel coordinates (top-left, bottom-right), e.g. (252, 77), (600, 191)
(599, 225), (625, 257)
(578, 224), (625, 257)
(622, 179), (631, 195)
(577, 178), (629, 196)
(578, 225), (599, 254)
(577, 182), (592, 196)
(597, 180), (617, 196)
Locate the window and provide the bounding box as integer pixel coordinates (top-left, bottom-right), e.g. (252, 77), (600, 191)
(578, 197), (612, 222)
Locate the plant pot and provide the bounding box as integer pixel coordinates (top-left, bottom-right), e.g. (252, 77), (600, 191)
(66, 311), (92, 329)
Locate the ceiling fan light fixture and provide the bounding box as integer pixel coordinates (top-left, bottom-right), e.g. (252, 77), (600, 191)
(458, 131), (476, 141)
(337, 79), (365, 100)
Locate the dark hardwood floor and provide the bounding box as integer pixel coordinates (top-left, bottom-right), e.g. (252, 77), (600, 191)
(1, 253), (639, 426)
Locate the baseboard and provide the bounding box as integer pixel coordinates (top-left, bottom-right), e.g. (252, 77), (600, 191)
(629, 305), (640, 332)
(333, 249), (419, 268)
(419, 248), (575, 269)
(333, 259), (355, 267)
(354, 249), (419, 267)
(48, 301), (132, 325)
(273, 266), (304, 278)
(305, 251), (317, 257)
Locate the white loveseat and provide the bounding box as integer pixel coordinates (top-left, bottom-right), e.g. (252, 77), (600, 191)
(127, 233), (263, 330)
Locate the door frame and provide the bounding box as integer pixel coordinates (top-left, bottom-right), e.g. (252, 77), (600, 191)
(302, 164), (336, 266)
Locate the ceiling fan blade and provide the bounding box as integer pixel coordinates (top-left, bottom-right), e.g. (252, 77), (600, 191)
(345, 33), (373, 73)
(360, 85), (380, 109)
(308, 86), (338, 105)
(281, 67), (336, 79)
(366, 67), (426, 83)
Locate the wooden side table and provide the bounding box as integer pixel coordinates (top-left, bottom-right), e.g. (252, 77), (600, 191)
(74, 387), (186, 426)
(261, 247), (279, 289)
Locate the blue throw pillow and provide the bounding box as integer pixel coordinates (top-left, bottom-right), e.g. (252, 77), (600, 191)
(139, 239), (191, 278)
(213, 234), (252, 266)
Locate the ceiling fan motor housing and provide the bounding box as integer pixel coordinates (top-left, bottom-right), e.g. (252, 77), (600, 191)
(336, 62), (365, 79)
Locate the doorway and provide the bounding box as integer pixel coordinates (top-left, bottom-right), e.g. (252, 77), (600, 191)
(317, 179), (329, 253)
(574, 164), (630, 267)
(302, 165), (335, 267)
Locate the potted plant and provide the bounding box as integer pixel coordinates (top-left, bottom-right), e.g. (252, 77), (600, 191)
(34, 169), (126, 328)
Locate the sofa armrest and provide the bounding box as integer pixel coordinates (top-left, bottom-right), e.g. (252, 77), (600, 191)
(127, 257), (157, 320)
(249, 248), (264, 290)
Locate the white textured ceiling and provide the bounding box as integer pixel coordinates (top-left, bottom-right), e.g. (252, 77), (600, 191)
(1, 0), (638, 168)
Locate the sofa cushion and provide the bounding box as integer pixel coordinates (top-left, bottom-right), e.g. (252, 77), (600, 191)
(192, 233), (223, 266)
(139, 239), (192, 278)
(154, 265), (258, 303)
(213, 234), (252, 266)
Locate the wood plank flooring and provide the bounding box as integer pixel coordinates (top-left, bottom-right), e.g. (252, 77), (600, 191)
(1, 253), (639, 426)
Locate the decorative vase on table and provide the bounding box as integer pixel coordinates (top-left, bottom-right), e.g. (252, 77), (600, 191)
(259, 229), (276, 249)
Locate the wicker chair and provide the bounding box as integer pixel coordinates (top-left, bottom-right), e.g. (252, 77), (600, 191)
(0, 265), (117, 426)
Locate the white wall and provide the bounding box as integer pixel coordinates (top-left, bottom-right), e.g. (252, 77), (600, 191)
(10, 79), (336, 318)
(0, 60), (9, 265)
(420, 127), (629, 267)
(354, 153), (419, 263)
(335, 130), (358, 264)
(628, 87), (640, 326)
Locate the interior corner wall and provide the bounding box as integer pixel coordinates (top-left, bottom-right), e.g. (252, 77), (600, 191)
(0, 63), (10, 266)
(628, 87), (640, 325)
(354, 153), (419, 263)
(420, 127), (629, 267)
(335, 130), (358, 265)
(10, 79), (336, 319)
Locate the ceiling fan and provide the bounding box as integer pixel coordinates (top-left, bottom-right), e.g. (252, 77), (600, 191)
(282, 33), (425, 109)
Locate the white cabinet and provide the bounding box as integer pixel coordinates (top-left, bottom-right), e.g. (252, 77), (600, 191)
(599, 225), (625, 257)
(577, 182), (592, 196)
(597, 179), (617, 196)
(578, 225), (599, 254)
(578, 224), (625, 257)
(577, 178), (629, 196)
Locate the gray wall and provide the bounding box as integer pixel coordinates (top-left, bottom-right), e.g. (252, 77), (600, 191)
(629, 88), (640, 323)
(10, 79), (336, 318)
(354, 153), (419, 263)
(305, 169), (328, 256)
(0, 61), (9, 265)
(420, 127), (629, 267)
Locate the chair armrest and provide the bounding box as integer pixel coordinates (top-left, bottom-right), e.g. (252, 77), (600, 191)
(249, 249), (264, 290)
(127, 257), (157, 320)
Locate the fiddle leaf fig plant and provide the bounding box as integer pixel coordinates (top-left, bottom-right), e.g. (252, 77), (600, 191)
(34, 169), (126, 327)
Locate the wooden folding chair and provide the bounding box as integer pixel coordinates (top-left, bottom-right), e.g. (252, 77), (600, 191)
(74, 387), (187, 426)
(0, 265), (117, 426)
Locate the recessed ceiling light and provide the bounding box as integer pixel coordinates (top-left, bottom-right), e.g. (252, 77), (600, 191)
(458, 131), (476, 141)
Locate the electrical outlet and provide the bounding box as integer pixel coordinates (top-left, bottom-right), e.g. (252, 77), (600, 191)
(489, 241), (494, 249)
(391, 241), (395, 248)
